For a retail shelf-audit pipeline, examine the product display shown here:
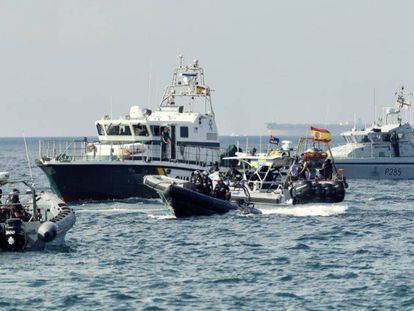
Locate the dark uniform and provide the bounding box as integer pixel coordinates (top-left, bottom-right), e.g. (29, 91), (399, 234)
(320, 159), (333, 179)
(201, 172), (213, 196)
(161, 128), (170, 160)
(214, 180), (230, 201)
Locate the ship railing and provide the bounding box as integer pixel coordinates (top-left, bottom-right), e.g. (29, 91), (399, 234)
(345, 141), (395, 159)
(38, 139), (223, 168)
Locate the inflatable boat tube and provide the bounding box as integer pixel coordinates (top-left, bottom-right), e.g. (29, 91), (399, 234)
(163, 184), (239, 218)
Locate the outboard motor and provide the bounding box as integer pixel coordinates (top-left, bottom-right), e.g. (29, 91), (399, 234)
(2, 218), (27, 251)
(323, 183), (335, 202)
(332, 181), (346, 203)
(313, 183), (325, 201)
(291, 180), (313, 204)
(38, 221), (58, 242)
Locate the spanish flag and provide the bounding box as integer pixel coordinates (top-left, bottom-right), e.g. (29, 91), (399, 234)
(196, 85), (206, 95)
(311, 126), (332, 143)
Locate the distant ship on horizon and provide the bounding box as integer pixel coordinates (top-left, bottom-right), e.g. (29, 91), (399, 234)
(265, 121), (362, 136)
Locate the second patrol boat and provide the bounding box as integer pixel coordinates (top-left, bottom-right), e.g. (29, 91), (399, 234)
(331, 87), (414, 179)
(36, 55), (221, 201)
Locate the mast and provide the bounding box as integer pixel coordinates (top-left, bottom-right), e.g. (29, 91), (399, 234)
(373, 88), (376, 125)
(160, 55), (214, 116)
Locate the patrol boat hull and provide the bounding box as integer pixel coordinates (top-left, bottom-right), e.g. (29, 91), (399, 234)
(335, 157), (414, 179)
(37, 162), (195, 202)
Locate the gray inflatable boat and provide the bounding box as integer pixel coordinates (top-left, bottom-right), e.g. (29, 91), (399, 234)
(0, 174), (76, 251)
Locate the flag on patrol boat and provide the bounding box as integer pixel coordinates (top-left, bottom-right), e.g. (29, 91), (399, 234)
(269, 135), (280, 145)
(310, 126), (332, 142)
(196, 85), (206, 95)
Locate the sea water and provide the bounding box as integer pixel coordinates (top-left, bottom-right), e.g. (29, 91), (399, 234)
(0, 137), (413, 310)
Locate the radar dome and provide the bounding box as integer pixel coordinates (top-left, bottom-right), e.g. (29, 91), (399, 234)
(130, 106), (143, 119)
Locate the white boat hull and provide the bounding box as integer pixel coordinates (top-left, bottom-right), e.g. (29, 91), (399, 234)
(335, 158), (414, 179)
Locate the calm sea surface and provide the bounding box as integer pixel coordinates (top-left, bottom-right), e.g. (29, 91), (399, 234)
(0, 137), (413, 310)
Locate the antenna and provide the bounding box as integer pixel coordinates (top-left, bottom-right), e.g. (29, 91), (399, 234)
(147, 61), (153, 107)
(110, 96), (113, 119)
(23, 134), (34, 184)
(373, 88), (376, 125)
(353, 113), (357, 130)
(178, 54), (184, 68)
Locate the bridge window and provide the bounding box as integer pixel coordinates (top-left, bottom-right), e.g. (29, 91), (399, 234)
(96, 123), (105, 136)
(105, 124), (132, 136)
(133, 124), (149, 137)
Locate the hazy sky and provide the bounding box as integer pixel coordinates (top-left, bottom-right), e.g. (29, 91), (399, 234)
(1, 0), (414, 136)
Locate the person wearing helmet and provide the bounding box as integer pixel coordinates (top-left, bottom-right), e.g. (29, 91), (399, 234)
(209, 161), (220, 173)
(6, 189), (29, 221)
(214, 178), (231, 200)
(201, 171), (213, 196)
(190, 170), (204, 193)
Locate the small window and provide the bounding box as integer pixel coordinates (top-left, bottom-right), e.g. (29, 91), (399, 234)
(180, 126), (189, 138)
(96, 123), (105, 136)
(105, 124), (132, 136)
(133, 124), (149, 137)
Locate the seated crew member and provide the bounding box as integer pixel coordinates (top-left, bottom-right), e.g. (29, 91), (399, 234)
(209, 161), (220, 173)
(201, 171), (213, 196)
(214, 178), (231, 200)
(161, 127), (171, 161)
(320, 158), (333, 179)
(190, 170), (204, 193)
(7, 189), (30, 221)
(0, 189), (8, 221)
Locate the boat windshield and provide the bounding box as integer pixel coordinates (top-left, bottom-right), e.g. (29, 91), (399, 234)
(343, 134), (370, 143)
(105, 124), (132, 136)
(96, 123), (105, 136)
(132, 124), (149, 137)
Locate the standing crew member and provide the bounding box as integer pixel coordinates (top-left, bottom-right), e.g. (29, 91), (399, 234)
(390, 131), (400, 157)
(161, 127), (171, 161)
(320, 158), (333, 179)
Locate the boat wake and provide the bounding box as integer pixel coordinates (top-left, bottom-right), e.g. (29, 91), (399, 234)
(147, 214), (176, 220)
(258, 204), (348, 217)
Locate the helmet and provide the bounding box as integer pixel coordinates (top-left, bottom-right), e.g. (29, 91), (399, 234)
(9, 189), (20, 196)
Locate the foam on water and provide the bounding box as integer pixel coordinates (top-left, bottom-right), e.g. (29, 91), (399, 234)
(259, 204), (348, 217)
(1, 138), (414, 310)
(147, 214), (176, 220)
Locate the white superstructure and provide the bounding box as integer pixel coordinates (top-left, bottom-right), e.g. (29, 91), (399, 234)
(37, 56), (222, 201)
(88, 55), (220, 169)
(331, 86), (414, 179)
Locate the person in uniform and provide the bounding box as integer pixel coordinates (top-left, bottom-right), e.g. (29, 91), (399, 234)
(320, 158), (333, 179)
(213, 178), (231, 201)
(190, 170), (204, 193)
(298, 159), (311, 180)
(209, 161), (220, 173)
(6, 189), (30, 221)
(201, 171), (213, 196)
(161, 127), (171, 161)
(0, 189), (7, 221)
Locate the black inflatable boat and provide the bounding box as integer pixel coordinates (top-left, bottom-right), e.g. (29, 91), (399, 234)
(162, 183), (261, 218)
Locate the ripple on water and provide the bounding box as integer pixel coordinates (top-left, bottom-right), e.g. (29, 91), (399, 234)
(1, 139), (414, 310)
